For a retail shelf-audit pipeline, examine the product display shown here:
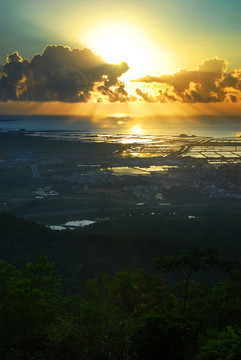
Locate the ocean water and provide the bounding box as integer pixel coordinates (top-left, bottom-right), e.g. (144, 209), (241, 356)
(0, 115), (240, 138)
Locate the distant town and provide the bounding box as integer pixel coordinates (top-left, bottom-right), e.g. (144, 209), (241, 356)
(0, 129), (241, 226)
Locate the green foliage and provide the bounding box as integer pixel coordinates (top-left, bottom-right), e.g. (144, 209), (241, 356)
(0, 257), (62, 359)
(1, 211), (241, 295)
(129, 312), (197, 360)
(203, 277), (241, 329)
(0, 222), (241, 360)
(155, 247), (234, 277)
(0, 255), (240, 359)
(155, 248), (235, 314)
(107, 268), (154, 315)
(196, 327), (241, 360)
(22, 256), (61, 295)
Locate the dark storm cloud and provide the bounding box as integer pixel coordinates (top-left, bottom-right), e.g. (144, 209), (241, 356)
(97, 82), (129, 102)
(133, 57), (241, 103)
(0, 45), (129, 102)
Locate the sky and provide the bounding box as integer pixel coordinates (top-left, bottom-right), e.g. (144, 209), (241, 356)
(0, 0), (240, 123)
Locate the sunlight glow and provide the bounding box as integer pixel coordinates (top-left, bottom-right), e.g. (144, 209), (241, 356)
(82, 22), (170, 80)
(130, 124), (144, 135)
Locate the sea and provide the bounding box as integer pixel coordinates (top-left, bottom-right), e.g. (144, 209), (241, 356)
(0, 115), (240, 139)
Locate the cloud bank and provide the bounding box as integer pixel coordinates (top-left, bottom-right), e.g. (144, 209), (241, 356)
(0, 48), (240, 104)
(0, 45), (129, 102)
(134, 57), (241, 103)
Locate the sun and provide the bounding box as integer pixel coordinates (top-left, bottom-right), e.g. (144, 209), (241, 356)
(130, 124), (144, 135)
(82, 22), (170, 80)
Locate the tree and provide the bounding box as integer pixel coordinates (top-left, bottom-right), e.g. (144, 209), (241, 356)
(204, 265), (241, 329)
(129, 312), (197, 360)
(155, 248), (234, 315)
(196, 327), (241, 360)
(0, 257), (62, 359)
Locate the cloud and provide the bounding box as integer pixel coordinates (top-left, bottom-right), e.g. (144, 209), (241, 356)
(197, 57), (227, 73)
(97, 82), (130, 102)
(133, 57), (241, 103)
(135, 88), (155, 103)
(1, 50), (240, 104)
(0, 45), (129, 102)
